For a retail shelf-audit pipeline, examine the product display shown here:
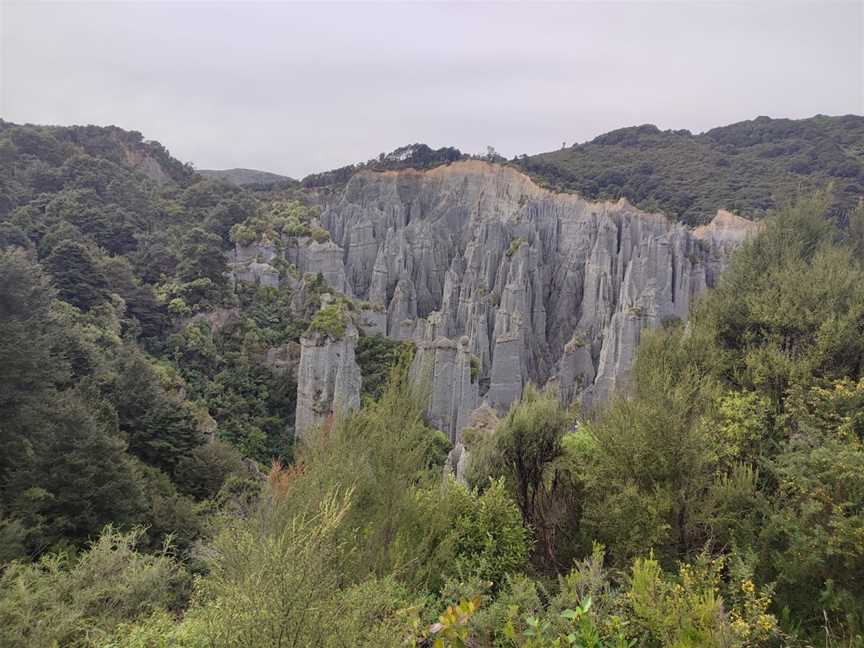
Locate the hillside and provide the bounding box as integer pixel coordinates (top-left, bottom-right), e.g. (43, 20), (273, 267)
(516, 114), (864, 224)
(300, 143), (465, 188)
(2, 118), (864, 646)
(198, 167), (295, 187)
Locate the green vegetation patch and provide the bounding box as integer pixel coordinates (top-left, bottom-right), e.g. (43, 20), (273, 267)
(506, 237), (526, 257)
(356, 334), (415, 400)
(469, 354), (481, 383)
(516, 115), (864, 224)
(307, 302), (349, 340)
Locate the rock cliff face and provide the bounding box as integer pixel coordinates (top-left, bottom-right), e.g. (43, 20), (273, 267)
(228, 233), (351, 294)
(294, 315), (362, 438)
(275, 161), (756, 443)
(315, 160), (756, 435)
(410, 328), (479, 444)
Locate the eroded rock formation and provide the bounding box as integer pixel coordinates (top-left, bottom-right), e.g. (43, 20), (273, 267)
(410, 329), (479, 444)
(317, 160), (756, 433)
(294, 307), (362, 438)
(257, 161), (756, 443)
(228, 233), (351, 294)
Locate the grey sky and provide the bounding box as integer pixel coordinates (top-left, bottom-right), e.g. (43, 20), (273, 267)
(1, 1), (862, 178)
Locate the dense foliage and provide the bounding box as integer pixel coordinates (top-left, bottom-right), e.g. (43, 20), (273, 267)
(0, 122), (338, 562)
(196, 167), (296, 189)
(516, 115), (864, 224)
(301, 143), (465, 188)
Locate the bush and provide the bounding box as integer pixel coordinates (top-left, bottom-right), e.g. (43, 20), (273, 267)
(469, 384), (577, 567)
(173, 439), (248, 500)
(395, 477), (531, 593)
(185, 490), (355, 647)
(310, 225), (331, 243)
(356, 334), (413, 399)
(506, 236), (525, 257)
(629, 552), (778, 647)
(307, 302), (349, 339)
(0, 526), (189, 648)
(469, 355), (481, 382)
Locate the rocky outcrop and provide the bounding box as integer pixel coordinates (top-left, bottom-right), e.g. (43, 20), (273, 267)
(122, 144), (173, 185)
(182, 307), (241, 332)
(315, 160), (755, 439)
(555, 334), (595, 406)
(693, 209), (761, 274)
(228, 239), (281, 288)
(285, 238), (351, 295)
(411, 330), (479, 444)
(228, 234), (351, 295)
(234, 261), (280, 288)
(446, 403), (500, 483)
(294, 307), (362, 439)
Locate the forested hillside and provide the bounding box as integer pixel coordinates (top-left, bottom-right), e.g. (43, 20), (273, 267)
(0, 120), (333, 562)
(1, 119), (863, 647)
(517, 115), (864, 224)
(197, 168), (296, 188)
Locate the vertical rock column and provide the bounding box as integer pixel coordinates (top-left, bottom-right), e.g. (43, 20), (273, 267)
(411, 334), (480, 445)
(294, 309), (362, 439)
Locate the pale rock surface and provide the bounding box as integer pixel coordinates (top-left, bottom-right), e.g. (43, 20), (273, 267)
(446, 404), (501, 483)
(411, 333), (479, 444)
(183, 307), (241, 332)
(234, 261), (280, 288)
(294, 316), (362, 439)
(286, 237), (351, 295)
(228, 235), (352, 295)
(315, 161), (755, 440)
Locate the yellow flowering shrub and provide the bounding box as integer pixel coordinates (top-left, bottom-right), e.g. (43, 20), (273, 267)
(628, 552), (778, 648)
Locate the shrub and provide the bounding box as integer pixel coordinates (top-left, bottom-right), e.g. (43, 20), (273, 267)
(173, 440), (248, 500)
(506, 237), (526, 257)
(185, 490), (357, 647)
(395, 477), (531, 593)
(629, 552), (778, 647)
(469, 355), (481, 382)
(0, 526), (189, 648)
(310, 225), (331, 243)
(228, 223), (257, 246)
(469, 384), (576, 566)
(307, 302), (348, 339)
(356, 334), (411, 400)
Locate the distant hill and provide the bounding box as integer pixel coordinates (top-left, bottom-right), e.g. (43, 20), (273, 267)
(198, 168), (295, 187)
(0, 120), (196, 189)
(300, 143), (464, 188)
(515, 114), (864, 224)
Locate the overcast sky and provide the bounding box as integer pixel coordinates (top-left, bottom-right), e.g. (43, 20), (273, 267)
(1, 1), (862, 178)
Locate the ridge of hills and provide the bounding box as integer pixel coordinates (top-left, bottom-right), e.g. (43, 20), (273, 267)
(2, 112), (864, 645)
(197, 168), (296, 187)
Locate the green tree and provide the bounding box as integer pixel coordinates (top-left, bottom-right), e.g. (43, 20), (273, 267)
(695, 193), (864, 412)
(176, 227), (228, 305)
(188, 488), (411, 647)
(44, 240), (109, 310)
(582, 327), (723, 565)
(470, 384), (576, 568)
(177, 227), (228, 285)
(759, 380), (864, 634)
(287, 359), (445, 579)
(0, 526), (188, 648)
(0, 249), (65, 425)
(394, 477), (530, 592)
(111, 348), (202, 475)
(6, 390), (146, 553)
